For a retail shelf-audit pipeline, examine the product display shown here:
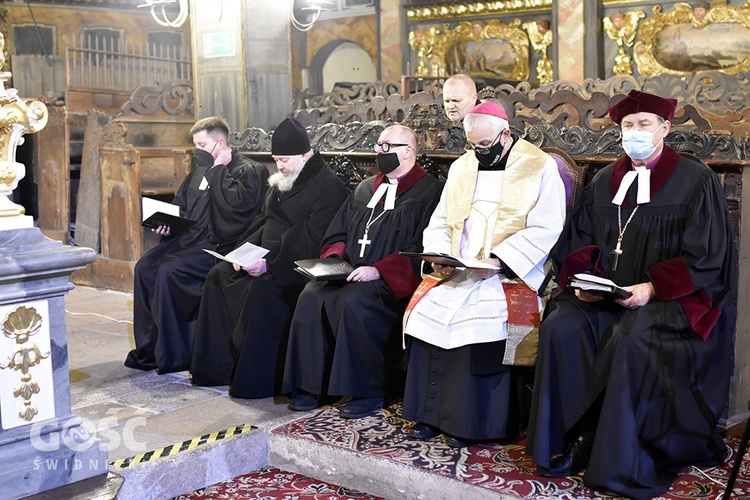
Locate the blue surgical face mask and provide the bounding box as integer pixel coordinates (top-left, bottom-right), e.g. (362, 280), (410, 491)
(621, 123), (664, 160)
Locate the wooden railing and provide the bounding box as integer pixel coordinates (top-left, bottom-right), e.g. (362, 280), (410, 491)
(65, 35), (192, 93)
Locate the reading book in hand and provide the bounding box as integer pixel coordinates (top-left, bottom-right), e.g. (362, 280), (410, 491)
(294, 258), (355, 281)
(203, 242), (269, 268)
(141, 197), (197, 235)
(569, 273), (633, 299)
(399, 251), (500, 270)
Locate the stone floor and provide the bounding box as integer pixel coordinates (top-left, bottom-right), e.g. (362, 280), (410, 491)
(62, 285), (304, 499)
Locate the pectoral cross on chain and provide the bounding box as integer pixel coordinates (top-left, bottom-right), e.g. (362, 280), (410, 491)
(357, 231), (372, 258)
(612, 240), (623, 271)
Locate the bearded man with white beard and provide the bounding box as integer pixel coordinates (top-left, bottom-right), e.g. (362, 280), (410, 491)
(190, 117), (348, 398)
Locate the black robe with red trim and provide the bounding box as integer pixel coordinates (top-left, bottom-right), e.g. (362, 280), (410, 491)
(281, 164), (443, 399)
(526, 147), (736, 499)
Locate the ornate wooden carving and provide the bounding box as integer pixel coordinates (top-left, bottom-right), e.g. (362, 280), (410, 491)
(119, 79), (194, 117)
(289, 70), (750, 163)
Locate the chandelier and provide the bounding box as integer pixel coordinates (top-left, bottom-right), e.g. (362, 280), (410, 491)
(290, 0), (336, 32)
(137, 0), (189, 28)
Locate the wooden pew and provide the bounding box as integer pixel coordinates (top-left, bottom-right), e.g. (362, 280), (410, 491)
(71, 80), (195, 291)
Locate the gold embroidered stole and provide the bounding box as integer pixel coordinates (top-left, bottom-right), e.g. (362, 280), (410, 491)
(445, 139), (550, 257)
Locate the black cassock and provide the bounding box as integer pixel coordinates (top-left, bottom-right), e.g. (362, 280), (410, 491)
(127, 152), (267, 373)
(189, 153), (349, 398)
(526, 148), (736, 500)
(282, 165), (442, 399)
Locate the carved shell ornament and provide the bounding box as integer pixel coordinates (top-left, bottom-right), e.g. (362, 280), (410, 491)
(1, 305), (49, 375)
(3, 305), (43, 344)
(1, 305), (49, 422)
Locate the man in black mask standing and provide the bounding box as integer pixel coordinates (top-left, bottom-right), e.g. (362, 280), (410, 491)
(126, 116), (267, 374)
(401, 101), (566, 447)
(282, 124), (442, 418)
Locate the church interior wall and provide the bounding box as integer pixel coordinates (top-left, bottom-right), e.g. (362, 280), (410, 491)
(3, 3), (190, 101)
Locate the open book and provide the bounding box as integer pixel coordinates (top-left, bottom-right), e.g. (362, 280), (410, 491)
(294, 258), (355, 281)
(399, 251), (500, 270)
(141, 197), (197, 235)
(569, 273), (632, 299)
(203, 242), (269, 268)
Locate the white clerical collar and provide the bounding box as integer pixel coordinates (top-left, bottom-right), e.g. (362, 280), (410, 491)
(367, 178), (398, 210)
(612, 166), (650, 205)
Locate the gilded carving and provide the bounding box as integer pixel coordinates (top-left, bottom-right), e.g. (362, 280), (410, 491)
(603, 10), (646, 76)
(409, 27), (439, 77)
(1, 306), (49, 422)
(0, 30), (48, 217)
(407, 0), (552, 22)
(426, 19), (530, 81)
(634, 1), (750, 77)
(523, 20), (554, 83)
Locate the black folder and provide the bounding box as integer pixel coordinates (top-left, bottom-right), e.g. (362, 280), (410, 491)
(141, 212), (197, 235)
(294, 258), (355, 281)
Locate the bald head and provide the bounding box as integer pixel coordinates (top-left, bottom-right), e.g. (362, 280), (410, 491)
(375, 124), (418, 179)
(442, 74), (478, 122)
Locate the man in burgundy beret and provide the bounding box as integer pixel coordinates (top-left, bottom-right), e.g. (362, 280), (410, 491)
(527, 89), (735, 499)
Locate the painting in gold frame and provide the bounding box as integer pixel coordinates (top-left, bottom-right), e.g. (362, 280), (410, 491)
(411, 19), (530, 81)
(634, 1), (750, 77)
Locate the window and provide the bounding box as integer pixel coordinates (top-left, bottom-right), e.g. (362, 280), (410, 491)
(13, 25), (54, 56)
(82, 27), (122, 66)
(148, 31), (183, 60)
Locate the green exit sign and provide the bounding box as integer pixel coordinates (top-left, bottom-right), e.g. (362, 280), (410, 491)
(203, 32), (235, 59)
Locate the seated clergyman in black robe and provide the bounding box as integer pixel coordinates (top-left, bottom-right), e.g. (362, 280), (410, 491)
(281, 124), (443, 419)
(526, 90), (736, 500)
(125, 116), (267, 374)
(189, 117), (349, 398)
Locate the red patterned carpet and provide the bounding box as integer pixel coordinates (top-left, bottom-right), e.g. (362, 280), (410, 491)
(180, 402), (749, 499)
(176, 466), (382, 499)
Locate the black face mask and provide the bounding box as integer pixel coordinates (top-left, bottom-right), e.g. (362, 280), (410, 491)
(376, 152), (401, 175)
(193, 148), (215, 168)
(475, 139), (506, 170)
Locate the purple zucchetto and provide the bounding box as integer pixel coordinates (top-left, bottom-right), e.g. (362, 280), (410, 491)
(466, 100), (509, 120)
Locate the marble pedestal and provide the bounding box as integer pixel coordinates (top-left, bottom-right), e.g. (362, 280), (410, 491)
(0, 228), (106, 499)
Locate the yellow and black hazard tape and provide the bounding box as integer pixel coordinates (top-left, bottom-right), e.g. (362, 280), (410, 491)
(110, 423), (257, 468)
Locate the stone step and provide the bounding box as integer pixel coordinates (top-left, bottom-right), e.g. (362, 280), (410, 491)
(269, 430), (510, 500)
(266, 403), (522, 500)
(176, 465), (383, 499)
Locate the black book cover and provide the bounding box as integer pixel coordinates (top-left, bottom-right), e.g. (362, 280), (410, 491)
(141, 212), (198, 235)
(294, 258), (355, 281)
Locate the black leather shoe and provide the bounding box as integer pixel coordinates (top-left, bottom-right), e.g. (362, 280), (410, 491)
(540, 435), (593, 478)
(339, 397), (383, 419)
(288, 390), (320, 411)
(408, 423), (441, 440)
(444, 435), (477, 448)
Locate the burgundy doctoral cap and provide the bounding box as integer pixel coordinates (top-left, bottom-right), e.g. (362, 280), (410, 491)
(608, 89), (678, 124)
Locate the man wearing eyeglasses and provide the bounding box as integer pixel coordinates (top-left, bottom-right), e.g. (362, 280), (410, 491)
(282, 124), (443, 419)
(401, 101), (566, 447)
